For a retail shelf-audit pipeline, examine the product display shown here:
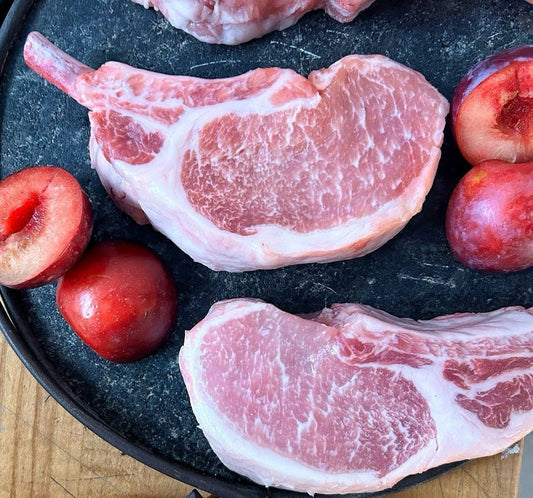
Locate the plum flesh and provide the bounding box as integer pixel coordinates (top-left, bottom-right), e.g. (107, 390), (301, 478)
(0, 166), (93, 288)
(451, 46), (533, 165)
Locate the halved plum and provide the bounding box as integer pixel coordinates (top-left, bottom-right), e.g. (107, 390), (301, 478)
(0, 166), (93, 288)
(451, 45), (533, 165)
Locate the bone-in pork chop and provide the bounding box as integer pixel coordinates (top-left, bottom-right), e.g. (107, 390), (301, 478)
(179, 299), (533, 494)
(24, 32), (448, 271)
(131, 0), (377, 45)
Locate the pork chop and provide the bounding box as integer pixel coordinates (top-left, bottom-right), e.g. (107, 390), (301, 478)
(24, 32), (448, 271)
(179, 299), (533, 494)
(131, 0), (377, 45)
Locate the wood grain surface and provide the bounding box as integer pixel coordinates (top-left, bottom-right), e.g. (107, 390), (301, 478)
(0, 331), (523, 498)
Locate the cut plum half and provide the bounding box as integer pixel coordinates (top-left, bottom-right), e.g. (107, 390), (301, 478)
(0, 166), (93, 288)
(451, 45), (533, 165)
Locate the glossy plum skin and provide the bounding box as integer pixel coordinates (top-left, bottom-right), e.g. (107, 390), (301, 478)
(0, 166), (93, 289)
(451, 45), (533, 165)
(446, 160), (533, 272)
(56, 240), (178, 362)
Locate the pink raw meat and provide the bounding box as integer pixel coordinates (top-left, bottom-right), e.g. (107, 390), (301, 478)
(179, 299), (533, 494)
(24, 32), (448, 272)
(130, 0), (377, 45)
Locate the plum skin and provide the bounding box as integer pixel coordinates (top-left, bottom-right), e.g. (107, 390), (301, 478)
(56, 240), (178, 362)
(0, 166), (93, 289)
(451, 45), (533, 165)
(445, 160), (533, 272)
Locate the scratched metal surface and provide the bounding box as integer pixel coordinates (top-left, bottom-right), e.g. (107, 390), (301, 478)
(0, 0), (532, 497)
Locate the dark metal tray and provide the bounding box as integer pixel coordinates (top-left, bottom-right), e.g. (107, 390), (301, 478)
(0, 0), (531, 496)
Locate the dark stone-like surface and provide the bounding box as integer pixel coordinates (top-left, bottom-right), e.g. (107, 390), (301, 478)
(0, 0), (532, 497)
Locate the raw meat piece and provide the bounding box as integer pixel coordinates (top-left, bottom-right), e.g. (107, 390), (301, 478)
(131, 0), (377, 45)
(179, 299), (533, 494)
(24, 32), (448, 272)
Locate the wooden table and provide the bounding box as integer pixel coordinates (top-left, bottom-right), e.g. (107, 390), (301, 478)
(0, 332), (523, 498)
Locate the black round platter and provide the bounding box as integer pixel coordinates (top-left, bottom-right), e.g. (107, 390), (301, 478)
(0, 1), (531, 497)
